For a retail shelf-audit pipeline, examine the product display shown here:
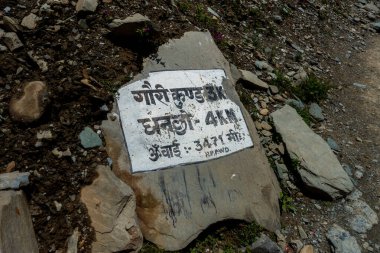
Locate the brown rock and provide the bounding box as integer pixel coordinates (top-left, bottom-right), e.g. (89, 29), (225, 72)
(21, 13), (40, 30)
(9, 81), (48, 123)
(5, 161), (16, 173)
(0, 191), (39, 253)
(260, 108), (269, 116)
(81, 166), (143, 253)
(260, 121), (272, 131)
(300, 245), (314, 253)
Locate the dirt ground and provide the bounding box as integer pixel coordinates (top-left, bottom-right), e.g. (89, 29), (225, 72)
(328, 36), (380, 246)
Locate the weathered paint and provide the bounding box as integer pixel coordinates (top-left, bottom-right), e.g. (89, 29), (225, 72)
(117, 70), (253, 173)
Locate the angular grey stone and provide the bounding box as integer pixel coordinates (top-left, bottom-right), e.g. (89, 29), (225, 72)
(0, 171), (30, 190)
(346, 199), (378, 233)
(80, 166), (143, 252)
(108, 13), (150, 29)
(79, 127), (102, 148)
(326, 224), (361, 253)
(286, 99), (305, 110)
(75, 0), (98, 12)
(269, 85), (279, 94)
(363, 2), (379, 13)
(239, 69), (269, 89)
(255, 61), (274, 72)
(250, 234), (283, 253)
(66, 228), (79, 253)
(327, 137), (341, 152)
(107, 14), (156, 43)
(353, 82), (367, 89)
(370, 22), (380, 32)
(293, 67), (308, 81)
(102, 31), (281, 250)
(0, 191), (39, 253)
(3, 32), (23, 51)
(309, 103), (324, 121)
(9, 81), (48, 123)
(271, 105), (354, 199)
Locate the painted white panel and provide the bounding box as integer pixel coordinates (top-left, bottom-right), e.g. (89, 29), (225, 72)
(117, 69), (253, 173)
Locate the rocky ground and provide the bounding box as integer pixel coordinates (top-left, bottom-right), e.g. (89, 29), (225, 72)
(0, 0), (379, 252)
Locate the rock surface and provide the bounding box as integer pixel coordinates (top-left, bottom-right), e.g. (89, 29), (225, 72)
(0, 171), (30, 190)
(326, 224), (361, 253)
(239, 69), (269, 89)
(80, 165), (143, 253)
(250, 234), (283, 253)
(9, 81), (48, 122)
(102, 31), (281, 250)
(0, 191), (39, 253)
(271, 105), (353, 199)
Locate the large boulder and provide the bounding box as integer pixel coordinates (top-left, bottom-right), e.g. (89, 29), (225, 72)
(102, 31), (281, 250)
(80, 165), (143, 253)
(0, 190), (39, 253)
(271, 105), (353, 199)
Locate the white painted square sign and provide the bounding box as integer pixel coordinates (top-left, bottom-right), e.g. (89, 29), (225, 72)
(117, 69), (253, 173)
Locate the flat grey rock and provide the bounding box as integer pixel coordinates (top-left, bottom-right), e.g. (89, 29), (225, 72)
(102, 31), (281, 250)
(326, 224), (361, 253)
(309, 103), (324, 121)
(75, 0), (98, 12)
(353, 82), (367, 89)
(327, 137), (341, 152)
(250, 234), (283, 253)
(66, 228), (79, 253)
(371, 22), (380, 32)
(0, 171), (30, 190)
(271, 105), (353, 199)
(3, 32), (23, 51)
(239, 69), (269, 89)
(0, 191), (39, 253)
(286, 99), (305, 110)
(80, 166), (143, 252)
(108, 13), (150, 29)
(255, 61), (274, 72)
(346, 199), (378, 233)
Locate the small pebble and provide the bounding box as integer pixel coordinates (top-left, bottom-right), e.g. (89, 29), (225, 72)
(259, 108), (269, 116)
